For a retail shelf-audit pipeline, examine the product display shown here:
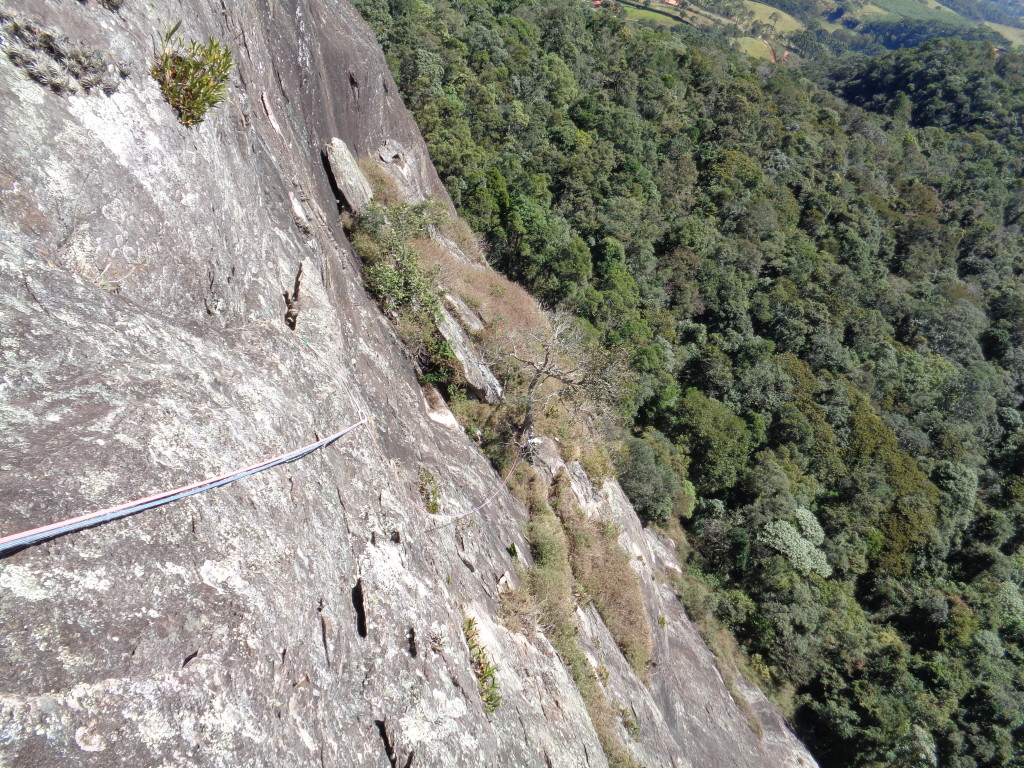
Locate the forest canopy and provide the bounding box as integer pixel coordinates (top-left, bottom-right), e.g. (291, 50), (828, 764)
(353, 0), (1024, 763)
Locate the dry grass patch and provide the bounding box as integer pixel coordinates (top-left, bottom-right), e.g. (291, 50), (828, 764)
(416, 238), (547, 334)
(515, 465), (641, 768)
(533, 391), (589, 462)
(580, 442), (615, 484)
(552, 471), (653, 678)
(358, 157), (404, 206)
(443, 214), (489, 263)
(498, 580), (536, 635)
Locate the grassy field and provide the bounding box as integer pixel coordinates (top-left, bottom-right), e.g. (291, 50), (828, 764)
(743, 0), (805, 31)
(985, 20), (1024, 45)
(737, 36), (776, 57)
(657, 0), (999, 45)
(868, 0), (969, 22)
(623, 5), (684, 26)
(847, 1), (893, 17)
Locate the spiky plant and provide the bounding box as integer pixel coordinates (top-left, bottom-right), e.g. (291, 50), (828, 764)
(1, 14), (126, 94)
(151, 23), (233, 126)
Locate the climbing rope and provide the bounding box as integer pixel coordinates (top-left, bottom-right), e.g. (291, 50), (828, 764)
(298, 331), (525, 522)
(0, 419), (366, 556)
(297, 332), (531, 521)
(0, 334), (373, 556)
(0, 330), (521, 555)
(419, 445), (524, 523)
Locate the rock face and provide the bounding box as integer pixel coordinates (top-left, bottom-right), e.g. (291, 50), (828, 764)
(533, 442), (819, 768)
(435, 304), (504, 403)
(325, 137), (374, 213)
(0, 1), (816, 767)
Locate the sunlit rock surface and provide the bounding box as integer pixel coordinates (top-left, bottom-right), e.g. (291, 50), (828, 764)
(0, 1), (816, 766)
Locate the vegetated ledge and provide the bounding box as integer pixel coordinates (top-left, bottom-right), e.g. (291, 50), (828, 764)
(341, 103), (818, 768)
(0, 0), (814, 766)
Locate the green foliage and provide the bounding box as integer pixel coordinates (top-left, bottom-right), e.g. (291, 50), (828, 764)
(675, 389), (752, 497)
(363, 252), (439, 316)
(418, 468), (441, 514)
(355, 0), (1024, 761)
(356, 199), (447, 316)
(356, 201), (444, 319)
(349, 199), (466, 389)
(760, 520), (832, 577)
(463, 617), (502, 713)
(618, 432), (682, 524)
(152, 23), (233, 126)
(830, 39), (1024, 144)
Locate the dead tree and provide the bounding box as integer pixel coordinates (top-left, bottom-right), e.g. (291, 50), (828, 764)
(504, 309), (628, 443)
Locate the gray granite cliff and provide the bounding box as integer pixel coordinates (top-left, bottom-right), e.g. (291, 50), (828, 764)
(0, 1), (818, 766)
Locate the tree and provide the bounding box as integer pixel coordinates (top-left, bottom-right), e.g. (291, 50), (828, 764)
(673, 388), (752, 496)
(502, 309), (631, 439)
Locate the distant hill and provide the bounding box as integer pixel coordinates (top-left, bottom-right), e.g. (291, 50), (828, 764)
(617, 0), (1024, 57)
(827, 37), (1024, 141)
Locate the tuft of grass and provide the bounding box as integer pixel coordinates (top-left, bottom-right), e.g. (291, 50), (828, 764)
(619, 706), (641, 741)
(418, 468), (442, 514)
(463, 617), (502, 713)
(580, 442), (615, 486)
(77, 0), (127, 10)
(358, 157), (404, 206)
(498, 579), (536, 635)
(152, 22), (233, 126)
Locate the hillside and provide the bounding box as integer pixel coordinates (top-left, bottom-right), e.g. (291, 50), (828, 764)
(612, 0), (1024, 58)
(0, 1), (818, 767)
(353, 0), (1024, 763)
(827, 36), (1024, 139)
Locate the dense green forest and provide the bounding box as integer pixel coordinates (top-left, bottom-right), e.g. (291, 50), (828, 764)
(827, 37), (1024, 140)
(352, 0), (1024, 764)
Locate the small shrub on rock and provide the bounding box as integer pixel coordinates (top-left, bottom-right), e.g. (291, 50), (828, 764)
(152, 23), (233, 126)
(463, 617), (501, 713)
(1, 14), (128, 94)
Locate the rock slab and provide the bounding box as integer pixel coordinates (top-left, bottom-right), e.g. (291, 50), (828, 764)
(0, 1), (815, 767)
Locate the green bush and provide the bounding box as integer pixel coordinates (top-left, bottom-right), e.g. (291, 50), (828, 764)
(618, 434), (680, 524)
(152, 23), (233, 126)
(349, 199), (467, 389)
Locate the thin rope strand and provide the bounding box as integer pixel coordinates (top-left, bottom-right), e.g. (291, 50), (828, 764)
(0, 419), (366, 556)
